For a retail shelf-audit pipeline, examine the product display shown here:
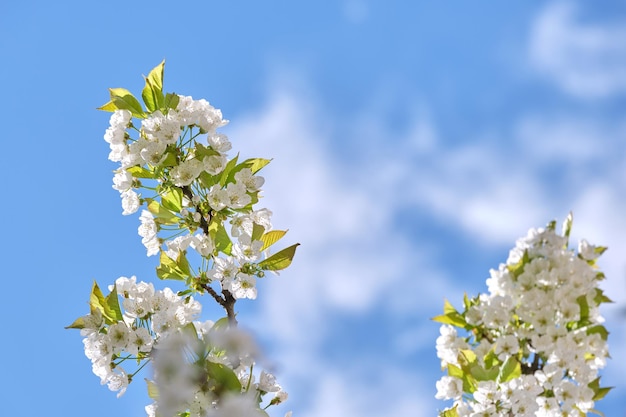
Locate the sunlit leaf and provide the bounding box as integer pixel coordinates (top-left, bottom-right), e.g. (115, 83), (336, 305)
(258, 243), (300, 271)
(260, 230), (287, 251)
(109, 88), (145, 118)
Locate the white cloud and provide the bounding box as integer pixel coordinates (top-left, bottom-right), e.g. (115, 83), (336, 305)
(224, 70), (626, 415)
(529, 1), (626, 98)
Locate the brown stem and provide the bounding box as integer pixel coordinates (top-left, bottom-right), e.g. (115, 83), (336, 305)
(222, 289), (238, 326)
(182, 185), (238, 323)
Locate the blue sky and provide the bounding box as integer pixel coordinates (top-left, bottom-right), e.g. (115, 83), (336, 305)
(1, 1), (626, 416)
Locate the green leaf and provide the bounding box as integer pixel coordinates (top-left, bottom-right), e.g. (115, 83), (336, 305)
(498, 356), (521, 383)
(260, 230), (287, 251)
(562, 211), (573, 244)
(156, 252), (189, 281)
(194, 143), (221, 159)
(258, 243), (300, 271)
(103, 284), (124, 324)
(432, 299), (467, 328)
(163, 92), (180, 112)
(97, 100), (118, 113)
(198, 171), (219, 189)
(127, 165), (157, 179)
(227, 158), (271, 182)
(588, 377), (613, 401)
(507, 249), (530, 279)
(587, 325), (610, 341)
(142, 60), (165, 113)
(593, 288), (613, 304)
(577, 294), (590, 323)
(470, 363), (499, 382)
(211, 218), (232, 255)
(109, 88), (145, 118)
(447, 364), (476, 394)
(65, 316), (86, 330)
(251, 223), (265, 242)
(219, 155), (239, 186)
(147, 199), (179, 224)
(89, 281), (107, 317)
(161, 187), (183, 212)
(206, 361), (242, 394)
(145, 379), (159, 400)
(213, 317), (231, 330)
(439, 405), (459, 417)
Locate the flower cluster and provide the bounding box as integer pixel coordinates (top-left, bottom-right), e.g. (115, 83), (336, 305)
(76, 276), (201, 397)
(72, 276), (288, 416)
(434, 215), (611, 417)
(68, 61), (297, 417)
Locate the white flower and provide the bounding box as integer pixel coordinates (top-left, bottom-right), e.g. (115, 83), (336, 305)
(227, 273), (257, 300)
(234, 168), (264, 192)
(126, 327), (154, 355)
(142, 110), (181, 144)
(165, 235), (193, 259)
(121, 189), (140, 215)
(171, 158), (203, 186)
(258, 371), (280, 393)
(107, 322), (130, 353)
(207, 133), (232, 153)
(106, 367), (130, 398)
(139, 139), (167, 165)
(226, 182), (251, 209)
(203, 154), (227, 175)
(209, 256), (238, 283)
(232, 234), (263, 263)
(112, 169), (134, 192)
(208, 186), (229, 211)
(190, 232), (215, 257)
(435, 376), (463, 400)
(138, 210), (160, 256)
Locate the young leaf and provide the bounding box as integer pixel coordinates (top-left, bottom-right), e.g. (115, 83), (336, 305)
(162, 187), (183, 212)
(251, 223), (265, 242)
(97, 100), (118, 113)
(260, 230), (287, 251)
(507, 249), (529, 279)
(147, 200), (179, 225)
(588, 377), (613, 401)
(440, 405), (459, 417)
(226, 158), (271, 183)
(163, 92), (180, 112)
(432, 299), (467, 328)
(156, 252), (188, 281)
(206, 361), (242, 394)
(258, 243), (300, 271)
(497, 355), (521, 383)
(586, 325), (610, 341)
(219, 155), (239, 186)
(65, 316), (86, 330)
(127, 165), (157, 179)
(109, 88), (145, 118)
(103, 284), (124, 324)
(142, 60), (165, 112)
(562, 211), (573, 244)
(145, 379), (159, 400)
(89, 280), (106, 316)
(211, 219), (233, 255)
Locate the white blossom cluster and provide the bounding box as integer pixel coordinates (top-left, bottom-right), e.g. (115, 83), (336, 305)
(77, 276), (289, 416)
(70, 64), (296, 417)
(435, 220), (610, 417)
(104, 96), (274, 301)
(79, 276), (201, 397)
